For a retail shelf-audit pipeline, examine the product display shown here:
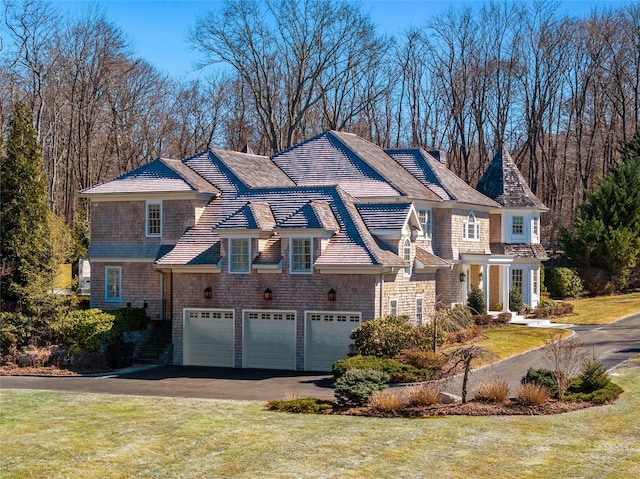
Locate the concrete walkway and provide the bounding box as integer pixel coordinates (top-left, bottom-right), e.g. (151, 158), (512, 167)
(2, 313), (639, 402)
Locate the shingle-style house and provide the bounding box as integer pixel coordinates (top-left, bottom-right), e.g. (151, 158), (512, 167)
(79, 131), (547, 371)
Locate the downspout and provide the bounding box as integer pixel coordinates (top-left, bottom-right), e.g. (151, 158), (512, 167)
(379, 273), (384, 318)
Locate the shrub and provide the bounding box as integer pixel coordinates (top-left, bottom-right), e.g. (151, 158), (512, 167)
(52, 309), (115, 355)
(400, 350), (447, 371)
(405, 384), (440, 406)
(509, 286), (525, 313)
(516, 383), (551, 406)
(0, 312), (32, 355)
(109, 308), (150, 341)
(578, 358), (610, 392)
(334, 368), (390, 406)
(565, 381), (623, 404)
(467, 284), (487, 315)
(332, 355), (430, 383)
(545, 267), (583, 299)
(521, 368), (558, 397)
(266, 397), (335, 413)
(367, 389), (406, 412)
(445, 325), (483, 344)
(473, 379), (510, 403)
(350, 315), (433, 358)
(436, 304), (473, 331)
(538, 295), (556, 308)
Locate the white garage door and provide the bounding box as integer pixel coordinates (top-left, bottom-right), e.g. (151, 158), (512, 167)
(305, 311), (361, 371)
(243, 310), (296, 370)
(183, 309), (234, 367)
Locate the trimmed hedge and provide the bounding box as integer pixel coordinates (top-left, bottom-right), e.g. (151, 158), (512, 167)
(266, 397), (335, 413)
(350, 315), (435, 358)
(332, 355), (431, 383)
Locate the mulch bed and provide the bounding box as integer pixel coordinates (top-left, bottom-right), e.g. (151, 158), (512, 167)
(336, 399), (595, 418)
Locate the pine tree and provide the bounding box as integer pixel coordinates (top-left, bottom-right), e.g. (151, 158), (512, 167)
(561, 128), (640, 293)
(0, 103), (54, 312)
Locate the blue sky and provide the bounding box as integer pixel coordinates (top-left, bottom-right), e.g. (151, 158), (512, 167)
(58, 0), (623, 80)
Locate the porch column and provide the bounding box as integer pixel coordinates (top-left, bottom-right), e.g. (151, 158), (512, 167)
(502, 265), (510, 312)
(482, 264), (490, 310)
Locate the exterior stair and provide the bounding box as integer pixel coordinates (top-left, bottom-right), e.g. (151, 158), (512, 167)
(135, 320), (172, 365)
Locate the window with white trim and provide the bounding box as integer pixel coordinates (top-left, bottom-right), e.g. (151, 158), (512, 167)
(511, 269), (523, 292)
(146, 201), (162, 237)
(463, 212), (480, 241)
(402, 238), (412, 276)
(105, 266), (121, 302)
(418, 208), (432, 239)
(532, 268), (539, 295)
(291, 238), (312, 273)
(532, 216), (540, 242)
(229, 238), (250, 273)
(389, 297), (398, 317)
(512, 216), (524, 235)
(415, 296), (424, 325)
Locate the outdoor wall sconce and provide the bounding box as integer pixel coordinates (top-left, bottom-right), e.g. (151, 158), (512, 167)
(328, 288), (337, 301)
(264, 288), (273, 300)
(203, 287), (212, 299)
(459, 272), (466, 282)
(478, 271), (484, 283)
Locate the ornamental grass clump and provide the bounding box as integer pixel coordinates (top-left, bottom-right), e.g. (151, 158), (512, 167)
(405, 384), (440, 406)
(367, 389), (406, 413)
(516, 383), (551, 406)
(473, 379), (510, 404)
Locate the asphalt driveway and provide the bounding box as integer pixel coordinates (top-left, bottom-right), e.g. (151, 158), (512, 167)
(2, 312), (639, 401)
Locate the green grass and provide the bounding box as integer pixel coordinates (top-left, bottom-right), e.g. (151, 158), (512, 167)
(476, 326), (571, 361)
(2, 361), (639, 478)
(556, 292), (640, 324)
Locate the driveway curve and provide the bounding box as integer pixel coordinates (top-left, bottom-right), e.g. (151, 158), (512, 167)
(2, 313), (639, 401)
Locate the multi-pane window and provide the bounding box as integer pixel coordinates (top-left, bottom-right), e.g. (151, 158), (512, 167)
(291, 238), (312, 273)
(418, 208), (432, 239)
(463, 212), (480, 241)
(389, 298), (398, 317)
(105, 266), (121, 302)
(146, 201), (162, 236)
(415, 296), (424, 325)
(532, 269), (539, 295)
(512, 216), (524, 235)
(511, 269), (523, 292)
(402, 238), (412, 276)
(229, 238), (250, 273)
(532, 217), (539, 241)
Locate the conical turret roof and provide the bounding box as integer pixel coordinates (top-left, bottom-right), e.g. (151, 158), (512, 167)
(477, 147), (547, 210)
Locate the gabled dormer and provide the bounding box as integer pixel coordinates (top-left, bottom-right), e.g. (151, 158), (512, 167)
(477, 147), (549, 246)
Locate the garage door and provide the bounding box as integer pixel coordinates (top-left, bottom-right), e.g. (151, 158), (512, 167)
(243, 310), (296, 370)
(305, 311), (361, 371)
(183, 309), (234, 367)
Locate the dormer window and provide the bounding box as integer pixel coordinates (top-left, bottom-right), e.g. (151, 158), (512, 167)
(463, 212), (480, 241)
(512, 216), (524, 235)
(402, 238), (412, 276)
(291, 238), (312, 274)
(418, 208), (432, 239)
(146, 200), (162, 237)
(229, 238), (251, 273)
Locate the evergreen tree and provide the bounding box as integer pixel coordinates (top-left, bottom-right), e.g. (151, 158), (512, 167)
(561, 128), (640, 293)
(0, 103), (54, 312)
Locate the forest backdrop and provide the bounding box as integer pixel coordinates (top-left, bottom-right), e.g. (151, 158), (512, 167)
(1, 0), (639, 250)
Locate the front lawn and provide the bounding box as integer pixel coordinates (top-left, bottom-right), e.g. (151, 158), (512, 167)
(2, 360), (639, 478)
(556, 292), (640, 324)
(476, 326), (572, 361)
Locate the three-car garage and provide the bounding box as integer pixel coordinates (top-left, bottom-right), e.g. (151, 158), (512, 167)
(182, 308), (361, 371)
